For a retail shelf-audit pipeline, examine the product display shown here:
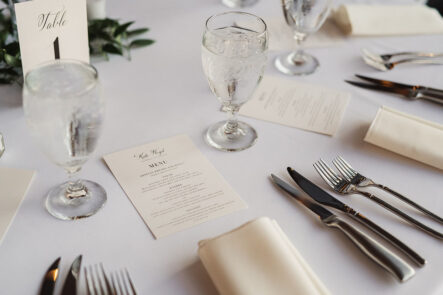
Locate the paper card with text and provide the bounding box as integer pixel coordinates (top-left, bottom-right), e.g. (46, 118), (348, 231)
(15, 0), (89, 75)
(104, 135), (247, 239)
(0, 167), (35, 245)
(239, 76), (350, 136)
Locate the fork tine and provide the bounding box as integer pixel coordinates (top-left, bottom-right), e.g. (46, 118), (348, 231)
(110, 272), (119, 295)
(124, 268), (137, 295)
(119, 269), (131, 295)
(318, 159), (341, 183)
(99, 263), (113, 295)
(84, 268), (93, 295)
(333, 158), (353, 181)
(115, 271), (125, 295)
(337, 156), (357, 176)
(313, 162), (335, 188)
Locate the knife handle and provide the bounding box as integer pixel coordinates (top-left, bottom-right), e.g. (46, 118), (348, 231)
(324, 215), (415, 282)
(351, 212), (426, 267)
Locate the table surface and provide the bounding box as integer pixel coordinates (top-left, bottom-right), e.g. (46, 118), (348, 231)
(1, 1), (442, 294)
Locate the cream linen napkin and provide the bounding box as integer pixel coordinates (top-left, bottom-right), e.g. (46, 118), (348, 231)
(364, 106), (443, 170)
(332, 4), (443, 36)
(198, 217), (330, 295)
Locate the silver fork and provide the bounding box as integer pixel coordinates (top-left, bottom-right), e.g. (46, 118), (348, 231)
(313, 159), (443, 240)
(333, 156), (443, 225)
(110, 268), (137, 295)
(85, 264), (114, 295)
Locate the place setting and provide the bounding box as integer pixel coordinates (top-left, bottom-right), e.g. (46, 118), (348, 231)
(0, 0), (443, 294)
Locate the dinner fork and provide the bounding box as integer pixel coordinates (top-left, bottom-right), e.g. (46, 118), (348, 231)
(85, 264), (113, 295)
(332, 156), (443, 224)
(362, 48), (443, 63)
(313, 159), (443, 240)
(109, 268), (138, 295)
(362, 55), (443, 71)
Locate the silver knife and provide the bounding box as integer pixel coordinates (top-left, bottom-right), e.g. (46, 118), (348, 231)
(271, 174), (415, 282)
(61, 255), (82, 295)
(39, 257), (61, 295)
(287, 167), (426, 267)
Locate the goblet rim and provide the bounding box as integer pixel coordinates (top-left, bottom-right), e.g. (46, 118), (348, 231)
(24, 59), (99, 97)
(205, 11), (267, 38)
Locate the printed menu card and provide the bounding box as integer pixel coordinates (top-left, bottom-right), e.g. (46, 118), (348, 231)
(104, 135), (247, 239)
(239, 76), (350, 136)
(15, 0), (89, 75)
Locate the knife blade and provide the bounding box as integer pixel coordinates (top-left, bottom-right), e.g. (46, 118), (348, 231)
(345, 80), (412, 97)
(60, 255), (82, 295)
(39, 257), (61, 295)
(271, 174), (415, 282)
(287, 167), (426, 266)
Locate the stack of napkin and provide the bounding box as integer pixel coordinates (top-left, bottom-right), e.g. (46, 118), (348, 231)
(198, 217), (330, 295)
(364, 106), (443, 170)
(332, 4), (443, 36)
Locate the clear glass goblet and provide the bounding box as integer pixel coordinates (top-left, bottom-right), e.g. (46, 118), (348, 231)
(23, 60), (106, 220)
(202, 12), (268, 152)
(275, 0), (332, 75)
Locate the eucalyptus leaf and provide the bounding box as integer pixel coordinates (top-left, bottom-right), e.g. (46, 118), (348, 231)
(114, 21), (134, 37)
(130, 39), (155, 48)
(102, 43), (123, 55)
(127, 28), (149, 37)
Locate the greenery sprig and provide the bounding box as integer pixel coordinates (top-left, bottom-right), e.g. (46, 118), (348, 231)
(0, 0), (154, 85)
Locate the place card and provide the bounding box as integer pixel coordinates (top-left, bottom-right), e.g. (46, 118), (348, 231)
(104, 135), (247, 239)
(239, 76), (350, 136)
(0, 167), (35, 245)
(266, 17), (344, 51)
(15, 0), (89, 75)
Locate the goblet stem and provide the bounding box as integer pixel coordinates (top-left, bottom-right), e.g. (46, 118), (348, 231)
(65, 170), (88, 199)
(292, 34), (307, 64)
(224, 107), (239, 136)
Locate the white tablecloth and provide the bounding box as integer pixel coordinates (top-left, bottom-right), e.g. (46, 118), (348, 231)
(0, 1), (442, 294)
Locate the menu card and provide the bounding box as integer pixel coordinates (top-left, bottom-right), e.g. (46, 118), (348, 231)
(15, 0), (89, 75)
(104, 135), (247, 239)
(0, 167), (35, 245)
(239, 76), (350, 136)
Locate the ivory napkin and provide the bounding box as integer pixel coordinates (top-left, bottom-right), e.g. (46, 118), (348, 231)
(332, 4), (443, 36)
(364, 106), (443, 170)
(198, 217), (330, 295)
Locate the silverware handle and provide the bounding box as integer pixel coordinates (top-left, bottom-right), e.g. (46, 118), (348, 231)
(357, 191), (443, 240)
(351, 212), (426, 266)
(417, 91), (443, 105)
(394, 58), (443, 66)
(325, 215), (415, 282)
(375, 184), (443, 224)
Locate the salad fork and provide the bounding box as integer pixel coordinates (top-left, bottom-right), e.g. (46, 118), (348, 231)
(362, 48), (443, 63)
(85, 264), (137, 295)
(332, 156), (443, 224)
(110, 269), (138, 295)
(313, 159), (443, 240)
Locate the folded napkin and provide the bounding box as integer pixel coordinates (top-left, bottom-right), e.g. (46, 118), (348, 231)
(364, 106), (443, 170)
(332, 4), (443, 36)
(198, 217), (330, 295)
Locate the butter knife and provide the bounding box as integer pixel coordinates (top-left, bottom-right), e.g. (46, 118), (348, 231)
(61, 255), (82, 295)
(39, 257), (61, 295)
(287, 167), (426, 267)
(271, 174), (415, 282)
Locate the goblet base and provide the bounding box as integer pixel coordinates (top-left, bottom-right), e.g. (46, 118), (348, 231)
(275, 51), (319, 76)
(45, 180), (106, 220)
(205, 120), (257, 152)
(222, 0), (258, 8)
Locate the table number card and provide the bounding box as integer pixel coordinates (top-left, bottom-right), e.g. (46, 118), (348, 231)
(15, 0), (89, 75)
(104, 135), (247, 239)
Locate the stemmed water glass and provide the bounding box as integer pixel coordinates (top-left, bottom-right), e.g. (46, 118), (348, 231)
(275, 0), (332, 75)
(23, 60), (106, 220)
(202, 12), (268, 152)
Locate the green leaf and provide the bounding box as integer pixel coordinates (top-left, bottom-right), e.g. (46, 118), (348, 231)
(4, 53), (19, 66)
(4, 41), (19, 54)
(102, 43), (123, 55)
(129, 39), (155, 48)
(127, 28), (149, 37)
(114, 21), (134, 37)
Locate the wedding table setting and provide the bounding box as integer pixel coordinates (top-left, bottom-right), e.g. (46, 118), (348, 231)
(0, 0), (442, 294)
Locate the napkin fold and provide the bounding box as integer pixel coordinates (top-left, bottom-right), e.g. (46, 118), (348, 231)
(332, 4), (443, 36)
(364, 106), (443, 170)
(198, 217), (330, 295)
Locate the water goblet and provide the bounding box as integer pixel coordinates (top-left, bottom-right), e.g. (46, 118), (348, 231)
(23, 60), (106, 220)
(275, 0), (332, 75)
(202, 12), (268, 152)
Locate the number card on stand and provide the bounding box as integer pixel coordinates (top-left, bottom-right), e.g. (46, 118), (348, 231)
(15, 0), (89, 75)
